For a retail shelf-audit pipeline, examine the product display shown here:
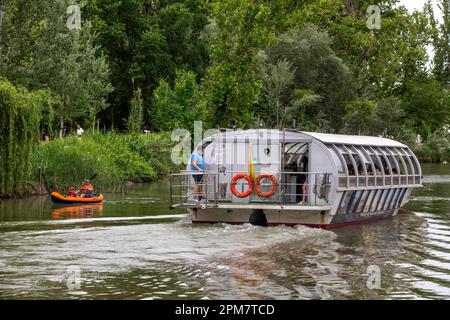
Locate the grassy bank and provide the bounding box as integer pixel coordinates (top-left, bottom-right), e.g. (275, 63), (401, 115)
(30, 132), (181, 194)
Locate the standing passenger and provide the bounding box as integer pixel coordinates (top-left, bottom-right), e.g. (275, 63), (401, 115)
(190, 146), (206, 202)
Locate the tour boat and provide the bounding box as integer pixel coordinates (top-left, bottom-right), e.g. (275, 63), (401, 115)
(169, 129), (422, 229)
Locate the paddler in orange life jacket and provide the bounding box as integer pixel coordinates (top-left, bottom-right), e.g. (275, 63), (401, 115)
(78, 179), (94, 198)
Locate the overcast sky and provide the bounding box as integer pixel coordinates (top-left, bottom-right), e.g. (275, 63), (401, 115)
(397, 0), (443, 22)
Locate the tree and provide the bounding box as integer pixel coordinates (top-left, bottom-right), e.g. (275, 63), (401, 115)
(127, 88), (144, 134)
(256, 57), (295, 128)
(428, 0), (450, 83)
(264, 25), (354, 131)
(342, 99), (377, 135)
(0, 0), (112, 136)
(200, 0), (271, 128)
(84, 0), (209, 129)
(151, 70), (205, 132)
(0, 80), (42, 196)
(402, 75), (450, 139)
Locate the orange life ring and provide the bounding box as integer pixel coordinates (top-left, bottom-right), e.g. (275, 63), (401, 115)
(230, 173), (254, 198)
(255, 174), (278, 198)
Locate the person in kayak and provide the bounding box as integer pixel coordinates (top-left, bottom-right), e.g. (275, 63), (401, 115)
(69, 187), (77, 197)
(78, 179), (95, 198)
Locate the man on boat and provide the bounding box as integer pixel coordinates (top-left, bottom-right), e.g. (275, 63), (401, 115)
(190, 146), (205, 202)
(78, 179), (94, 198)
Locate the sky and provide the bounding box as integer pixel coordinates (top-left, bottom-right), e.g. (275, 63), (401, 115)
(397, 0), (443, 22)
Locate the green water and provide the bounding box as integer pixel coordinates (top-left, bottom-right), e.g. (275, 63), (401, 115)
(0, 164), (449, 299)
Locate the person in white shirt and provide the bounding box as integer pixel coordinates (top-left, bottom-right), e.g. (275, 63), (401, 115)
(76, 124), (84, 138)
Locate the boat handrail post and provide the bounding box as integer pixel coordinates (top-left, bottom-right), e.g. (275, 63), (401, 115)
(169, 174), (173, 207)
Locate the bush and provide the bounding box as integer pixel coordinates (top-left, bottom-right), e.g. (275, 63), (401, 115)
(411, 130), (450, 163)
(31, 132), (180, 193)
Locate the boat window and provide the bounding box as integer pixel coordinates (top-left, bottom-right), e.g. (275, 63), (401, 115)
(385, 155), (398, 175)
(370, 155), (383, 175)
(402, 156), (413, 175)
(351, 153), (365, 175)
(342, 153), (356, 176)
(328, 146), (345, 174)
(409, 156), (420, 175)
(357, 147), (374, 175)
(378, 155), (390, 175)
(394, 155), (407, 175)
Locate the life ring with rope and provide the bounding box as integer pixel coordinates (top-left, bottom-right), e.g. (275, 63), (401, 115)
(230, 173), (254, 198)
(254, 174), (278, 198)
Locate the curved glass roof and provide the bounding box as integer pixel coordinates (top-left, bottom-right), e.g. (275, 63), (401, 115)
(302, 132), (407, 148)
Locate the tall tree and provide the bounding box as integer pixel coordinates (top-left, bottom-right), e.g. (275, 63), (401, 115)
(200, 0), (271, 128)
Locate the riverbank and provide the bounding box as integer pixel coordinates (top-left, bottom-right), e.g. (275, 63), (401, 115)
(27, 132), (181, 196)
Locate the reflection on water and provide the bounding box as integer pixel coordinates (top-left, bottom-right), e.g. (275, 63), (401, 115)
(51, 204), (104, 219)
(0, 166), (449, 299)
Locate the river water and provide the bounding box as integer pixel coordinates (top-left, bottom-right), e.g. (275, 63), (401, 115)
(0, 164), (449, 300)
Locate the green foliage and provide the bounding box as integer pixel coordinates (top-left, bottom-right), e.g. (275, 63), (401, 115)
(31, 132), (180, 193)
(200, 0), (272, 128)
(127, 89), (144, 134)
(0, 0), (113, 135)
(412, 129), (450, 163)
(402, 75), (450, 139)
(428, 0), (450, 83)
(0, 80), (41, 197)
(260, 25), (353, 131)
(84, 0), (209, 129)
(151, 70), (205, 132)
(342, 99), (377, 135)
(256, 57), (295, 128)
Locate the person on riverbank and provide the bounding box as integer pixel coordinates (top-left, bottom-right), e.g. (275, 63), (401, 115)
(76, 124), (84, 138)
(190, 146), (206, 202)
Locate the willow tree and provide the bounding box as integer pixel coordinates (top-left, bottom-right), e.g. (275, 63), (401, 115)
(0, 80), (41, 197)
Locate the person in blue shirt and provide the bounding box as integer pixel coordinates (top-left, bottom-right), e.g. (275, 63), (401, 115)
(190, 146), (206, 201)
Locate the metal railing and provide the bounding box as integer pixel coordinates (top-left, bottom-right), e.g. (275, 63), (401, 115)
(169, 171), (332, 208)
(337, 174), (422, 189)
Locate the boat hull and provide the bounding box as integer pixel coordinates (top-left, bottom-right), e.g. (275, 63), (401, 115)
(189, 207), (399, 229)
(50, 192), (104, 204)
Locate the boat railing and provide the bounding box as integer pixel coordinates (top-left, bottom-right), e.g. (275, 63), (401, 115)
(337, 173), (422, 189)
(169, 171), (332, 208)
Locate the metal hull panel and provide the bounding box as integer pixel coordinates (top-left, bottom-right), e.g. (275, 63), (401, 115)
(190, 207), (399, 229)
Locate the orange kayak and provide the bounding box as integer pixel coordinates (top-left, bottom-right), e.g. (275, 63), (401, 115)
(50, 192), (104, 204)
